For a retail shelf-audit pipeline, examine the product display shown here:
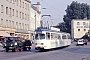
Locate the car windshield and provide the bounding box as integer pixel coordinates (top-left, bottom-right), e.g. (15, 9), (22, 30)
(79, 40), (83, 42)
(5, 37), (19, 43)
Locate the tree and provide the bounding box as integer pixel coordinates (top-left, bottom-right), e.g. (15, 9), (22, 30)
(56, 1), (90, 33)
(55, 22), (70, 33)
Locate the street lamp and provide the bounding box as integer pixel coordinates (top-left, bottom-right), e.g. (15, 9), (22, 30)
(42, 8), (46, 9)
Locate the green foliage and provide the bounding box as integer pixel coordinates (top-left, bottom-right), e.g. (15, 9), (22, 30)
(56, 1), (90, 33)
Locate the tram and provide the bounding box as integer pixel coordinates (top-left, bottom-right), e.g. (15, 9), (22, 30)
(34, 27), (71, 51)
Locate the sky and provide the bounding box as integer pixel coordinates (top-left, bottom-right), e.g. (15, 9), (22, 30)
(31, 0), (90, 26)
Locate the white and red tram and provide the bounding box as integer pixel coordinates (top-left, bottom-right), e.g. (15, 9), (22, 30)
(34, 27), (71, 51)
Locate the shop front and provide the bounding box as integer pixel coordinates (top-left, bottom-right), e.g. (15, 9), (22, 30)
(15, 30), (30, 39)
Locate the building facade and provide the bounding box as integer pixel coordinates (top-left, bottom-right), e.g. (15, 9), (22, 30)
(30, 2), (41, 40)
(0, 0), (31, 39)
(71, 19), (90, 39)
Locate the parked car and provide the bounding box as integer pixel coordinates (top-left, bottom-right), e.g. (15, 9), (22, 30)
(3, 37), (32, 52)
(5, 37), (23, 52)
(23, 40), (32, 51)
(76, 39), (84, 46)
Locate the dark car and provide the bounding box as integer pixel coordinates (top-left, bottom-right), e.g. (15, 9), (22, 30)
(4, 37), (23, 52)
(23, 40), (32, 51)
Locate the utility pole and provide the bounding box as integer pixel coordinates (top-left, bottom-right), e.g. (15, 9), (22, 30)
(35, 13), (36, 30)
(51, 19), (54, 26)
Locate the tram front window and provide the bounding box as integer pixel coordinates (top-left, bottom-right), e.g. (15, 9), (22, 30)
(35, 34), (45, 40)
(35, 34), (39, 40)
(40, 34), (45, 39)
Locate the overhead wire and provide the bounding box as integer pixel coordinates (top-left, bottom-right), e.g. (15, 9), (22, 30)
(41, 0), (60, 13)
(41, 0), (61, 26)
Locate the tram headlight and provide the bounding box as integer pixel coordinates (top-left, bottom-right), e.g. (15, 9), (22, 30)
(41, 43), (44, 45)
(14, 42), (17, 45)
(4, 44), (6, 46)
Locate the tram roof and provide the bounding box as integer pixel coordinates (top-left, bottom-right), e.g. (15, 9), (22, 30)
(35, 27), (69, 34)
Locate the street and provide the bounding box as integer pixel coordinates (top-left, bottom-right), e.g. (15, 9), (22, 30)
(0, 42), (90, 60)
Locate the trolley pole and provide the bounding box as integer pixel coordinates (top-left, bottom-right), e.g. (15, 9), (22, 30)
(42, 15), (51, 28)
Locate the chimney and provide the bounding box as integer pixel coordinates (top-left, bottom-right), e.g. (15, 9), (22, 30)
(37, 2), (40, 5)
(84, 17), (87, 20)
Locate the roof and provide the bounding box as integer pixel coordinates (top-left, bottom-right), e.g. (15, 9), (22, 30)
(35, 27), (69, 34)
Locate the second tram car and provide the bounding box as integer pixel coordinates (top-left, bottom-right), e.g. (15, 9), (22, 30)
(34, 27), (71, 51)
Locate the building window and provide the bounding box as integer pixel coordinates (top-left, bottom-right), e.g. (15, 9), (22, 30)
(0, 19), (3, 26)
(27, 4), (29, 10)
(26, 4), (27, 10)
(84, 29), (86, 31)
(25, 24), (27, 30)
(20, 12), (21, 18)
(22, 2), (24, 8)
(22, 23), (24, 29)
(16, 10), (18, 17)
(6, 20), (8, 27)
(78, 29), (80, 31)
(16, 22), (18, 29)
(6, 0), (9, 2)
(9, 8), (12, 16)
(12, 21), (14, 28)
(12, 0), (14, 4)
(20, 0), (21, 7)
(28, 15), (29, 21)
(17, 0), (18, 6)
(25, 14), (26, 20)
(6, 7), (8, 14)
(27, 24), (29, 30)
(12, 9), (14, 16)
(22, 12), (24, 19)
(9, 20), (11, 27)
(83, 22), (86, 25)
(1, 5), (4, 13)
(10, 0), (12, 3)
(19, 23), (21, 29)
(25, 3), (26, 9)
(77, 22), (80, 25)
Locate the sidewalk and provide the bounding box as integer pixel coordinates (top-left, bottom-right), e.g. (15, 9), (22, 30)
(84, 55), (90, 60)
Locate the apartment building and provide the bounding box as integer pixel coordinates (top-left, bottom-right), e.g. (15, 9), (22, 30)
(71, 19), (90, 40)
(0, 0), (31, 39)
(30, 2), (41, 40)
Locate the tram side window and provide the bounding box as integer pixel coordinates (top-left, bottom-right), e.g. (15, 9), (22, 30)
(51, 33), (57, 40)
(55, 34), (58, 40)
(58, 35), (61, 39)
(67, 35), (70, 39)
(51, 33), (54, 40)
(62, 35), (67, 39)
(46, 33), (50, 40)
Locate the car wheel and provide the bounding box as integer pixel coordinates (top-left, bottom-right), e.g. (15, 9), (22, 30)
(28, 47), (31, 50)
(82, 44), (84, 46)
(6, 48), (9, 52)
(12, 49), (15, 52)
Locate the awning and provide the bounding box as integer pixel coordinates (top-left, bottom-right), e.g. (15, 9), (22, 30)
(0, 31), (10, 37)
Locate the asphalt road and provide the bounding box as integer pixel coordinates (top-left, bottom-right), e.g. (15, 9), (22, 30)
(0, 42), (90, 60)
